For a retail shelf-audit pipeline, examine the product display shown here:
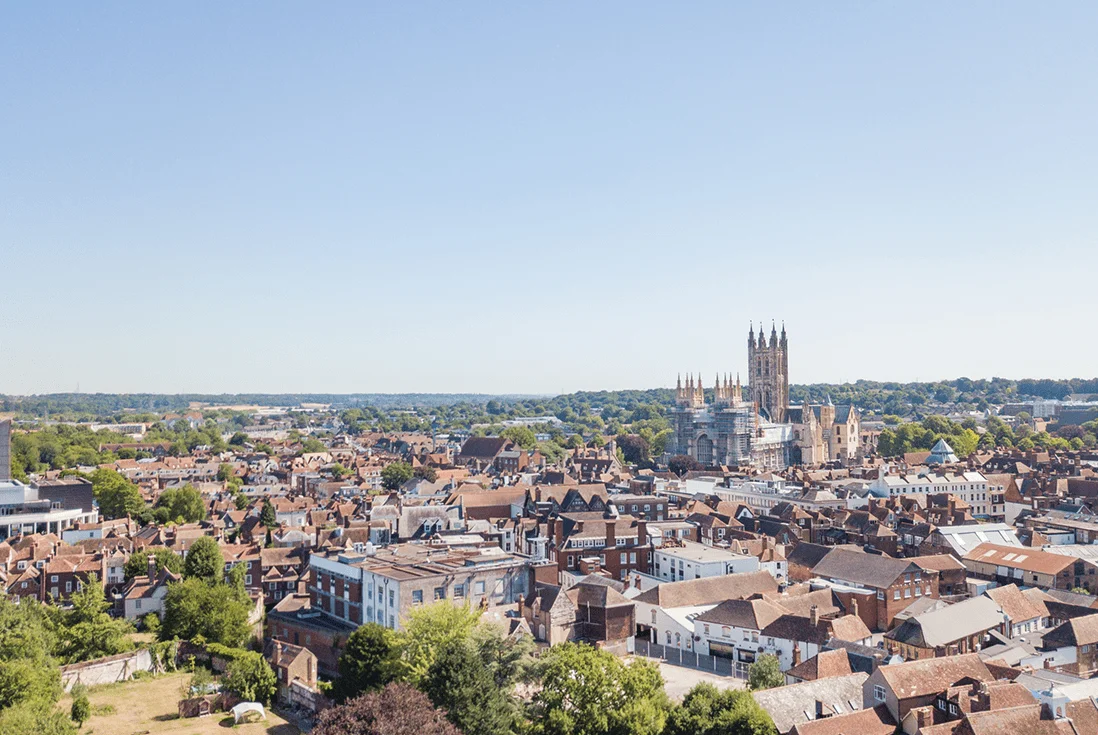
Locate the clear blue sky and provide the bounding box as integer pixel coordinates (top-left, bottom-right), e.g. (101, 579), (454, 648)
(3, 3), (1097, 396)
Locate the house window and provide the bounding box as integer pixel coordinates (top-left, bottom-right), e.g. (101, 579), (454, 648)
(703, 624), (710, 635)
(874, 685), (886, 702)
(893, 590), (900, 601)
(877, 590), (884, 600)
(475, 581), (485, 595)
(651, 610), (657, 624)
(245, 575), (252, 585)
(434, 587), (445, 600)
(412, 590), (423, 605)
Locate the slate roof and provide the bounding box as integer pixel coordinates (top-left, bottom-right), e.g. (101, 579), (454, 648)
(884, 595), (1004, 649)
(812, 548), (919, 589)
(752, 673), (868, 733)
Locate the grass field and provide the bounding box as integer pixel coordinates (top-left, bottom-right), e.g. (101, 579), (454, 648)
(60, 671), (301, 735)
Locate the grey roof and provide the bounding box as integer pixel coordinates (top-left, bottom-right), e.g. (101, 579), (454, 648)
(752, 672), (868, 733)
(926, 438), (959, 465)
(885, 595), (1005, 648)
(812, 548), (919, 589)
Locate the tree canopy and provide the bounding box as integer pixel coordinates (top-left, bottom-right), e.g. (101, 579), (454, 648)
(381, 462), (414, 491)
(531, 642), (670, 735)
(313, 683), (461, 735)
(664, 683), (776, 735)
(183, 536), (224, 583)
(333, 624), (398, 702)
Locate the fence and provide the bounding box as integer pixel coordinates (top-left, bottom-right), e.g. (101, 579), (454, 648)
(633, 639), (748, 680)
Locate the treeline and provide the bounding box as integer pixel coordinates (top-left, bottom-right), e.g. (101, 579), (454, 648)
(0, 577), (134, 734)
(876, 415), (1096, 458)
(314, 601), (780, 735)
(0, 392), (545, 420)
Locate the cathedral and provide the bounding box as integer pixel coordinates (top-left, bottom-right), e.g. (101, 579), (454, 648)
(668, 324), (861, 469)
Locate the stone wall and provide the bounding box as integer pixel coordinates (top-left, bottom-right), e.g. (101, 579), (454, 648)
(60, 649), (154, 691)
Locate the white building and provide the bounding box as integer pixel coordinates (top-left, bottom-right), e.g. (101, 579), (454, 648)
(652, 541), (760, 582)
(0, 479), (98, 540)
(869, 470), (995, 516)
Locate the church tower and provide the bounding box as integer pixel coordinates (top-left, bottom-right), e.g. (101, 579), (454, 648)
(747, 322), (789, 423)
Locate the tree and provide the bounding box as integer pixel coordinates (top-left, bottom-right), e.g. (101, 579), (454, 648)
(0, 657), (63, 711)
(155, 484), (206, 523)
(229, 432), (249, 446)
(301, 437), (327, 453)
(333, 624), (398, 702)
(531, 642), (670, 735)
(313, 683), (460, 735)
(160, 578), (251, 647)
(183, 536), (224, 583)
(381, 462), (414, 491)
(89, 469), (145, 519)
(616, 434), (651, 465)
(413, 465), (438, 482)
(260, 499), (277, 528)
(664, 683), (776, 735)
(331, 463), (353, 479)
(217, 463), (236, 482)
(57, 574), (134, 663)
(124, 548), (183, 580)
(0, 702), (77, 735)
(747, 654), (783, 691)
(70, 684), (90, 728)
(500, 426), (537, 451)
(423, 638), (515, 735)
(391, 602), (482, 685)
(471, 624), (538, 689)
(668, 455), (700, 476)
(223, 651), (277, 705)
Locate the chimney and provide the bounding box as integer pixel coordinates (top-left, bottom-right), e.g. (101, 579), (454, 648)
(852, 597), (859, 618)
(638, 519), (648, 545)
(915, 707), (932, 728)
(810, 605), (819, 626)
(147, 554), (157, 579)
(606, 520), (616, 549)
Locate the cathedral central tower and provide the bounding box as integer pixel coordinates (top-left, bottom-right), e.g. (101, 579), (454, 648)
(748, 322), (788, 423)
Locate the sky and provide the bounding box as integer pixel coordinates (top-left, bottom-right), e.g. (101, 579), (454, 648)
(3, 3), (1098, 396)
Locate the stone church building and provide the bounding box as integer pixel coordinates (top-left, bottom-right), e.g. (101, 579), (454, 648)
(668, 325), (861, 469)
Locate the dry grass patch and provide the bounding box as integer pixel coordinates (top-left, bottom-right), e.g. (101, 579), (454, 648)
(59, 671), (300, 735)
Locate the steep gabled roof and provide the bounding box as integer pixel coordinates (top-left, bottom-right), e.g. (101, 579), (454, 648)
(633, 570), (778, 608)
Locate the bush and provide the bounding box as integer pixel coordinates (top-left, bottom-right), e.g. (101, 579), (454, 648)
(222, 651), (277, 705)
(70, 685), (90, 727)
